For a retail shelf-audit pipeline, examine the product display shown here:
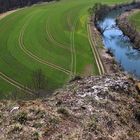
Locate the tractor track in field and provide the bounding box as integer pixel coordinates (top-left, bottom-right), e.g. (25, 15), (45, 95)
(19, 18), (71, 75)
(92, 29), (105, 74)
(67, 15), (74, 78)
(87, 20), (105, 75)
(45, 21), (72, 52)
(67, 15), (77, 78)
(0, 11), (34, 94)
(71, 19), (78, 77)
(0, 71), (33, 94)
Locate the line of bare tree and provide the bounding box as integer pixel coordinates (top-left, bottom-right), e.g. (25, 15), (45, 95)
(32, 69), (47, 98)
(88, 3), (111, 22)
(88, 3), (111, 34)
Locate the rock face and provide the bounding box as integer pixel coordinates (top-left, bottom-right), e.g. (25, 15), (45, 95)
(0, 73), (140, 140)
(136, 82), (140, 92)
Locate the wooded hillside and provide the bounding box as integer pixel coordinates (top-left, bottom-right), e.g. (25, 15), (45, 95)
(0, 0), (53, 13)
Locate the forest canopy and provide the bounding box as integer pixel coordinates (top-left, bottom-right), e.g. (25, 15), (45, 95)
(0, 0), (53, 13)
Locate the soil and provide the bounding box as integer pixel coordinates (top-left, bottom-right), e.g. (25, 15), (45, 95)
(82, 64), (93, 76)
(0, 10), (18, 20)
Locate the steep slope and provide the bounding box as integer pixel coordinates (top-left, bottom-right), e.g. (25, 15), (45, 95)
(0, 73), (140, 140)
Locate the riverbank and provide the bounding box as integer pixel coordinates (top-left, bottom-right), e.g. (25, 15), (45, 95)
(88, 20), (106, 75)
(117, 9), (140, 49)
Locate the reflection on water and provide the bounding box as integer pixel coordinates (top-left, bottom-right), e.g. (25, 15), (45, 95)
(98, 10), (140, 79)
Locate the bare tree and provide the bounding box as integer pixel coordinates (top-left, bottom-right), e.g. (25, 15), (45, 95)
(32, 69), (47, 97)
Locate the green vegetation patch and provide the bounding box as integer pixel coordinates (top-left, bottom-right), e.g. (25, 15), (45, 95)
(129, 10), (140, 31)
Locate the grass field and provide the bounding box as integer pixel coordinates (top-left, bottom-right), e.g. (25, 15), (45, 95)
(129, 10), (140, 31)
(0, 0), (130, 98)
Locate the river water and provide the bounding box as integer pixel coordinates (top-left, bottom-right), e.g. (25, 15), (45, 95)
(98, 9), (140, 79)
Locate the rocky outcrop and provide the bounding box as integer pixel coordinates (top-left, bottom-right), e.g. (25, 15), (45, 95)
(0, 73), (140, 140)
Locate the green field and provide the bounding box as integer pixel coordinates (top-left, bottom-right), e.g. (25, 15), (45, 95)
(0, 0), (130, 97)
(129, 10), (140, 31)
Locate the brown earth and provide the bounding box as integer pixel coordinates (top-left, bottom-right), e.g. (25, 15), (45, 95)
(0, 10), (18, 20)
(0, 73), (140, 140)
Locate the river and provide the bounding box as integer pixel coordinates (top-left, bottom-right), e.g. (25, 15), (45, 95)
(98, 9), (140, 79)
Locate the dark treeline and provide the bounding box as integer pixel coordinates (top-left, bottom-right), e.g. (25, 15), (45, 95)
(0, 0), (53, 13)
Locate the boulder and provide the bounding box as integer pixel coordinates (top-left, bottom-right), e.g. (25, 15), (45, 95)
(136, 82), (140, 92)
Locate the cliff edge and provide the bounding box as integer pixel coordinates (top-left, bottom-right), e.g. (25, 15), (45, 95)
(0, 73), (140, 140)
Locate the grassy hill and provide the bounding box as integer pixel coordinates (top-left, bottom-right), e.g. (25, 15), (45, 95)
(0, 0), (130, 98)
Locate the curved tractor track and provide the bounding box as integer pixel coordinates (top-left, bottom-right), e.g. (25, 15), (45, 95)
(0, 72), (33, 94)
(0, 0), (111, 93)
(46, 20), (72, 52)
(19, 17), (71, 76)
(67, 14), (77, 78)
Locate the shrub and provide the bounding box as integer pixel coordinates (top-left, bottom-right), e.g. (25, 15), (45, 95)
(57, 108), (69, 117)
(135, 110), (140, 123)
(14, 112), (27, 124)
(32, 131), (39, 140)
